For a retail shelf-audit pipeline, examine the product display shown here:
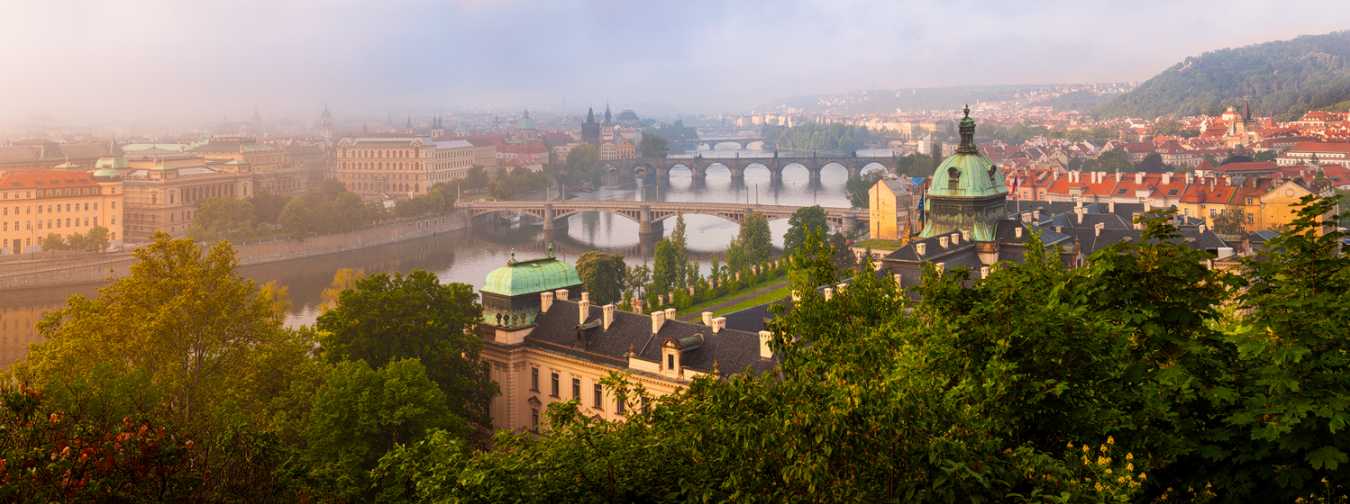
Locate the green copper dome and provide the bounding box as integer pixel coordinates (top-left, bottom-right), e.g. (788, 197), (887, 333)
(93, 168), (121, 180)
(481, 254), (581, 297)
(926, 105), (1006, 199)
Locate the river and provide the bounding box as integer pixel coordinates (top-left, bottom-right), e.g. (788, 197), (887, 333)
(0, 151), (863, 368)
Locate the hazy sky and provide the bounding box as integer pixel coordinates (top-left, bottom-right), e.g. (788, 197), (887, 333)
(3, 0), (1350, 126)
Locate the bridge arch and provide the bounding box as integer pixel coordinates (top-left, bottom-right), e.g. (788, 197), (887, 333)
(860, 162), (888, 178)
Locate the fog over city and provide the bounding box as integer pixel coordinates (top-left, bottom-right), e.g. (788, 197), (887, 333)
(3, 0), (1350, 126)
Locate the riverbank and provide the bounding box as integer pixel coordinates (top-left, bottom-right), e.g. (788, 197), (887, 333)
(0, 210), (471, 291)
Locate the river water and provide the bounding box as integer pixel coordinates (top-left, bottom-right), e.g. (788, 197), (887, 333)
(0, 152), (865, 367)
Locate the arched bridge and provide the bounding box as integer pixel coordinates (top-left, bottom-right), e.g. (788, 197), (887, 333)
(461, 200), (869, 236)
(602, 151), (899, 186)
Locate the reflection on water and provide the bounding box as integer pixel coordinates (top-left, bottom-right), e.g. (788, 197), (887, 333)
(0, 161), (853, 365)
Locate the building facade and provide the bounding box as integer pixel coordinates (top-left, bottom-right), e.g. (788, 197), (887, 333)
(867, 177), (915, 241)
(335, 137), (483, 200)
(0, 169), (124, 254)
(476, 252), (775, 432)
(121, 154), (254, 242)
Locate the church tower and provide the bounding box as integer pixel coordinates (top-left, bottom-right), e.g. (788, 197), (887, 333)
(582, 107), (601, 145)
(919, 106), (1008, 241)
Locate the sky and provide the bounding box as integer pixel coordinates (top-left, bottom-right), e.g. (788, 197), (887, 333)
(3, 0), (1350, 126)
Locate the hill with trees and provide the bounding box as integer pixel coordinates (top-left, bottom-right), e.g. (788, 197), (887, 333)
(1099, 30), (1350, 119)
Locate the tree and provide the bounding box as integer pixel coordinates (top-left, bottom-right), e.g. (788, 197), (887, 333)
(190, 197), (258, 242)
(1212, 207), (1246, 236)
(670, 214), (690, 288)
(1254, 150), (1277, 162)
(787, 230), (837, 293)
(301, 358), (464, 501)
(83, 225), (110, 252)
(624, 264), (650, 302)
(727, 211), (773, 272)
(576, 251), (626, 305)
(650, 240), (679, 296)
(784, 206), (829, 252)
(1134, 152), (1166, 172)
(320, 268), (367, 312)
(563, 144), (601, 189)
(316, 271), (496, 429)
(41, 233), (65, 251)
(463, 166), (489, 190)
(1220, 153), (1255, 165)
(14, 233), (314, 499)
(639, 133), (669, 158)
(846, 172), (882, 208)
(829, 231), (854, 270)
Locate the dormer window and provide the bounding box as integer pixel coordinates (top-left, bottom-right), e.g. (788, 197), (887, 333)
(667, 354), (675, 370)
(948, 167), (961, 191)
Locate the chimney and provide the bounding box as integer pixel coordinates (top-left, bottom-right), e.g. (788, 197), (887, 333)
(758, 330), (774, 360)
(555, 289), (569, 301)
(1135, 172), (1144, 184)
(650, 310), (666, 334)
(580, 291), (590, 304)
(1033, 209), (1041, 220)
(915, 242), (926, 255)
(1217, 247), (1234, 259)
(1185, 172), (1194, 185)
(1143, 199), (1152, 212)
(577, 299), (590, 325)
(823, 287), (834, 301)
(1198, 224), (1207, 234)
(1115, 171), (1122, 182)
(893, 273), (903, 289)
(701, 311), (714, 326)
(603, 304), (616, 330)
(1015, 226), (1023, 239)
(1161, 173), (1171, 185)
(712, 317), (726, 334)
(632, 297), (643, 314)
(1094, 222), (1105, 237)
(980, 265), (990, 279)
(540, 291), (555, 313)
(951, 232), (961, 245)
(939, 236), (949, 248)
(1076, 207), (1085, 224)
(664, 308), (677, 323)
(1108, 201), (1116, 213)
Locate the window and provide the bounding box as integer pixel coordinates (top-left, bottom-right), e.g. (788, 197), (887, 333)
(572, 378), (581, 400)
(530, 408), (539, 433)
(550, 372), (559, 398)
(947, 167), (960, 191)
(616, 395), (625, 414)
(594, 383), (603, 410)
(667, 354), (675, 370)
(530, 367), (539, 392)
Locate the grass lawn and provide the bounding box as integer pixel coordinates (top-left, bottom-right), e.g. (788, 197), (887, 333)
(715, 283), (793, 316)
(678, 278), (788, 320)
(851, 238), (904, 251)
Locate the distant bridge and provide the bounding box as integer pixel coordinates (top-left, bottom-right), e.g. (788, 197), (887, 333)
(600, 151), (899, 186)
(695, 136), (767, 151)
(461, 200), (869, 236)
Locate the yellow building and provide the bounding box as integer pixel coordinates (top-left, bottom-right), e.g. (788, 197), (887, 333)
(0, 169), (125, 254)
(598, 140), (637, 161)
(867, 177), (914, 241)
(121, 154), (255, 242)
(1256, 179), (1315, 231)
(336, 137), (483, 200)
(476, 254), (775, 432)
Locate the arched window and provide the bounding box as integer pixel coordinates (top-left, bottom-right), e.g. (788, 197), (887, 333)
(947, 167), (961, 191)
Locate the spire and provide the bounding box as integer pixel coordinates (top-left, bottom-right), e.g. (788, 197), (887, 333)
(586, 107), (595, 124)
(957, 104), (978, 155)
(604, 103), (612, 124)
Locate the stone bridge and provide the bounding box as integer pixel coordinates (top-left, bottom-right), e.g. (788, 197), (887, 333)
(695, 136), (766, 151)
(600, 152), (899, 186)
(461, 200), (868, 237)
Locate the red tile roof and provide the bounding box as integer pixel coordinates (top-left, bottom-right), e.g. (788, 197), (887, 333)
(1289, 141), (1350, 154)
(0, 170), (99, 190)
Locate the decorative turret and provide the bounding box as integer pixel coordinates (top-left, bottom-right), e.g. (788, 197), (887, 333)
(920, 106), (1008, 241)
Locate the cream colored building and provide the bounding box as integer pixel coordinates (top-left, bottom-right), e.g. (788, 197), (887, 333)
(336, 137), (489, 200)
(0, 169), (125, 254)
(121, 154), (254, 242)
(476, 254), (775, 432)
(598, 140), (637, 161)
(195, 137), (307, 196)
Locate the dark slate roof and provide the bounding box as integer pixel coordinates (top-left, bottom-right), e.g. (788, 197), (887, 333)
(723, 301), (785, 334)
(527, 300), (776, 376)
(881, 230), (971, 262)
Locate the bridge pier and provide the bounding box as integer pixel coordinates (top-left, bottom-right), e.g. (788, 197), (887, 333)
(808, 167), (823, 186)
(541, 204), (555, 233)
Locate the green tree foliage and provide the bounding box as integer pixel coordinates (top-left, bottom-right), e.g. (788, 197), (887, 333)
(40, 226), (112, 252)
(784, 205), (828, 252)
(670, 214), (690, 288)
(846, 172), (882, 208)
(395, 182), (457, 218)
(279, 184), (380, 237)
(638, 133), (669, 158)
(463, 166), (489, 190)
(301, 358), (463, 501)
(650, 240), (679, 296)
(189, 197), (258, 242)
(316, 271), (496, 429)
(765, 123), (880, 153)
(1254, 150), (1278, 162)
(563, 144), (601, 189)
(726, 210), (772, 272)
(14, 233), (317, 499)
(895, 153), (936, 178)
(488, 167), (549, 200)
(320, 267), (367, 312)
(787, 230), (837, 294)
(1134, 152), (1167, 172)
(1099, 31), (1350, 120)
(576, 251), (627, 305)
(1080, 148), (1131, 172)
(377, 196), (1350, 501)
(1212, 207), (1247, 236)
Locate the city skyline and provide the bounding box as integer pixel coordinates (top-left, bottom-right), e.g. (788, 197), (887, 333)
(4, 0), (1350, 127)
